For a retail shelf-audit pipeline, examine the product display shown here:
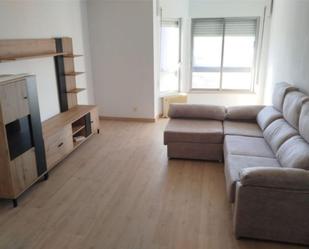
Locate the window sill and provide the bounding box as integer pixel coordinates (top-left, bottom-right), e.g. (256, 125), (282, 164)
(189, 89), (256, 95)
(159, 91), (182, 98)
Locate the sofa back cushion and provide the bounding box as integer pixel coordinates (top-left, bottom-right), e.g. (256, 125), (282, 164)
(257, 106), (283, 130)
(168, 104), (226, 121)
(277, 136), (309, 170)
(283, 91), (309, 129)
(263, 119), (298, 153)
(299, 102), (309, 143)
(226, 105), (264, 121)
(272, 82), (297, 111)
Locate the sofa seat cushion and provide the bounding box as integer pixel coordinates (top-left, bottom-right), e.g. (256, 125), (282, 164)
(164, 119), (223, 145)
(224, 121), (263, 137)
(257, 106), (283, 130)
(224, 154), (280, 202)
(224, 135), (275, 158)
(263, 119), (298, 153)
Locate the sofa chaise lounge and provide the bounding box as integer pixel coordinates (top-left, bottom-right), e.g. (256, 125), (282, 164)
(163, 82), (309, 245)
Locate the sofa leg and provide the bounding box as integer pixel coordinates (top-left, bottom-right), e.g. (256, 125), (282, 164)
(234, 230), (242, 240)
(43, 173), (49, 181)
(12, 199), (18, 208)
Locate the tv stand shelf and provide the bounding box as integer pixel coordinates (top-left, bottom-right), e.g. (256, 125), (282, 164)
(72, 124), (85, 135)
(42, 105), (99, 170)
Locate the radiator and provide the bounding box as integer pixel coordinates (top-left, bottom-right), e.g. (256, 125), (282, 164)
(162, 93), (188, 118)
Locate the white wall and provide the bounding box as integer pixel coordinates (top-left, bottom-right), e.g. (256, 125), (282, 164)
(160, 0), (272, 107)
(264, 0), (309, 104)
(154, 0), (161, 118)
(0, 0), (94, 121)
(87, 0), (156, 119)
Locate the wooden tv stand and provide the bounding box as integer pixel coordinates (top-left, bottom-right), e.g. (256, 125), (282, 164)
(0, 38), (100, 207)
(42, 105), (99, 171)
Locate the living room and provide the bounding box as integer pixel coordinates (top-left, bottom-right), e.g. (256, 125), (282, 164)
(0, 0), (308, 248)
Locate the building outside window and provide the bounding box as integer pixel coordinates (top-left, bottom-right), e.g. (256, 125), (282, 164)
(160, 19), (181, 93)
(191, 18), (259, 91)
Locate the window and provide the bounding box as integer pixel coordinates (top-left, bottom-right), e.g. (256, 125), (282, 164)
(160, 20), (181, 93)
(191, 18), (258, 91)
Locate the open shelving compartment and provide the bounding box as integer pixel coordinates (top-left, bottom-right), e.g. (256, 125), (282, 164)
(71, 112), (92, 148)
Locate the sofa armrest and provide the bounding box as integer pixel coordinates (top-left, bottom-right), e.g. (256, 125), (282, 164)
(168, 104), (226, 121)
(240, 167), (309, 190)
(226, 105), (265, 121)
(234, 180), (309, 244)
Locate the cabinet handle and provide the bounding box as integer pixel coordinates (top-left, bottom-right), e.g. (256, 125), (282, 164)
(58, 142), (64, 148)
(23, 96), (28, 99)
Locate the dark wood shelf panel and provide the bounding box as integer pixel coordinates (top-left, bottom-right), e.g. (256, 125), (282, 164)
(0, 52), (66, 62)
(64, 72), (84, 76)
(63, 54), (83, 58)
(66, 88), (86, 94)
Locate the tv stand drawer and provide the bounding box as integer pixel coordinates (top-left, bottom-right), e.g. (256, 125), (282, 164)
(44, 126), (73, 170)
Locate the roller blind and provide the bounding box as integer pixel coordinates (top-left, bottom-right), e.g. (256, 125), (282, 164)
(225, 18), (257, 36)
(192, 18), (257, 37)
(192, 19), (224, 37)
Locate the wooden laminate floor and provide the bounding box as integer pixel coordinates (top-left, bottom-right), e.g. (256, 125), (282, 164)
(0, 120), (307, 249)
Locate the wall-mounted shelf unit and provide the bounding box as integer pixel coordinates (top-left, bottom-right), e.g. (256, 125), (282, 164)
(53, 37), (86, 110)
(0, 37), (100, 207)
(64, 72), (84, 76)
(0, 52), (66, 62)
(0, 39), (70, 63)
(66, 88), (86, 94)
(63, 54), (83, 58)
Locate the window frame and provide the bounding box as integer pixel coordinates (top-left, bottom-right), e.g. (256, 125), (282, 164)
(159, 18), (182, 95)
(190, 17), (260, 93)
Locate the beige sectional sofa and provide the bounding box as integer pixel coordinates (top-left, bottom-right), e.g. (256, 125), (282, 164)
(164, 104), (225, 161)
(164, 82), (309, 245)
